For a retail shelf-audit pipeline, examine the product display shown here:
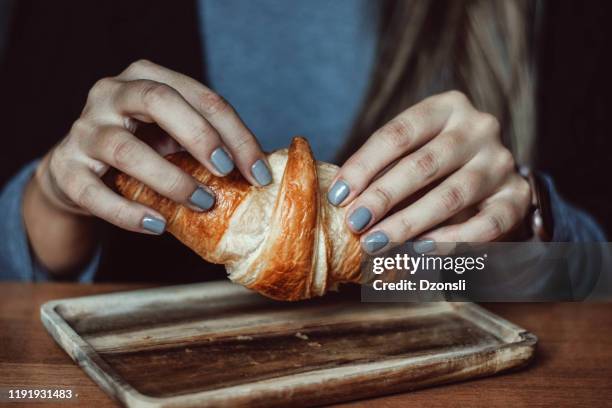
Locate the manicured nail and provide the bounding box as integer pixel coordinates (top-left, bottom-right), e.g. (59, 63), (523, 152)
(251, 159), (272, 186)
(348, 207), (372, 232)
(362, 231), (389, 254)
(210, 147), (235, 175)
(327, 180), (350, 206)
(413, 239), (436, 254)
(189, 187), (215, 211)
(142, 215), (166, 235)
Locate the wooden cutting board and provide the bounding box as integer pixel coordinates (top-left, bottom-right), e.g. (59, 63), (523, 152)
(40, 282), (536, 407)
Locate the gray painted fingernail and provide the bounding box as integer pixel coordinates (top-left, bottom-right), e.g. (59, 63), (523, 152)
(363, 231), (389, 254)
(210, 147), (235, 175)
(348, 207), (372, 232)
(189, 187), (215, 211)
(327, 180), (350, 206)
(251, 159), (272, 186)
(142, 216), (166, 235)
(413, 239), (436, 254)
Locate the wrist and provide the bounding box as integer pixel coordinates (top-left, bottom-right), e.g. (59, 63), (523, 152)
(23, 165), (97, 274)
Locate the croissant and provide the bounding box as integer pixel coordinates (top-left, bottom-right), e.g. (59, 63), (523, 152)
(115, 137), (363, 301)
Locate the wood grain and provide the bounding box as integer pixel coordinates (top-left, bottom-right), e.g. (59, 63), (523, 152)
(1, 282), (611, 407)
(99, 314), (498, 397)
(38, 282), (535, 407)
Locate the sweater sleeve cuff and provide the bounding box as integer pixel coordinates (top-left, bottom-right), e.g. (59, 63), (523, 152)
(539, 173), (606, 242)
(0, 160), (100, 282)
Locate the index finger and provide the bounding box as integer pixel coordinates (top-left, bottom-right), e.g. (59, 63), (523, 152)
(327, 93), (457, 207)
(119, 60), (271, 186)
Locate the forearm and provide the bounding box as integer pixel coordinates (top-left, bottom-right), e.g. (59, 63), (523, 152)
(22, 169), (99, 276)
(0, 160), (98, 281)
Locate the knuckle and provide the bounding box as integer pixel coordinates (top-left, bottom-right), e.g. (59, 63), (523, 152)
(94, 127), (120, 155)
(476, 112), (501, 136)
(183, 115), (211, 140)
(443, 226), (462, 243)
(75, 183), (97, 209)
(91, 77), (115, 92)
(371, 185), (396, 213)
(49, 144), (77, 178)
(507, 202), (522, 223)
(412, 101), (434, 121)
(164, 172), (191, 199)
(59, 166), (79, 194)
(199, 91), (231, 117)
(347, 158), (372, 178)
(440, 185), (466, 213)
(398, 215), (415, 239)
(483, 213), (506, 239)
(187, 128), (212, 151)
(94, 125), (116, 141)
(111, 138), (140, 169)
(377, 118), (414, 150)
(70, 118), (95, 138)
(126, 59), (155, 74)
(443, 90), (469, 105)
(110, 202), (133, 226)
(88, 77), (117, 101)
(462, 170), (484, 192)
(140, 81), (175, 110)
(228, 132), (253, 152)
(496, 148), (516, 174)
(516, 177), (532, 208)
(412, 149), (439, 180)
(446, 129), (468, 148)
(48, 151), (63, 176)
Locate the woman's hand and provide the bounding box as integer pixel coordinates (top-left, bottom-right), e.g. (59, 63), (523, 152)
(24, 60), (271, 273)
(327, 90), (531, 254)
(36, 59), (271, 234)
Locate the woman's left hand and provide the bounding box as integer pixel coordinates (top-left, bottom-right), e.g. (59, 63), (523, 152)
(327, 90), (531, 254)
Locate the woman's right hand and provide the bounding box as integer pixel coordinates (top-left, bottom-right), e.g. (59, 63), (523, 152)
(35, 59), (270, 235)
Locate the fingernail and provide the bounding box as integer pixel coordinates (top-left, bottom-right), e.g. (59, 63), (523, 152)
(413, 239), (436, 254)
(348, 206), (372, 232)
(327, 180), (350, 206)
(362, 231), (389, 254)
(142, 215), (166, 235)
(210, 147), (235, 175)
(251, 159), (272, 186)
(189, 187), (215, 211)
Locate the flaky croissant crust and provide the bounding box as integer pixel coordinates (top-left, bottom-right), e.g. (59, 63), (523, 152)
(115, 137), (362, 300)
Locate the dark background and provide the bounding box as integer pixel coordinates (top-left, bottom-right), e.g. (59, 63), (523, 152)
(0, 0), (610, 282)
(537, 0), (612, 239)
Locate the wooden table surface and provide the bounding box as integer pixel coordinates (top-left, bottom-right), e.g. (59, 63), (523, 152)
(0, 283), (611, 407)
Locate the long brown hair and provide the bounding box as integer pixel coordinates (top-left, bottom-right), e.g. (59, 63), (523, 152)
(339, 0), (538, 165)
